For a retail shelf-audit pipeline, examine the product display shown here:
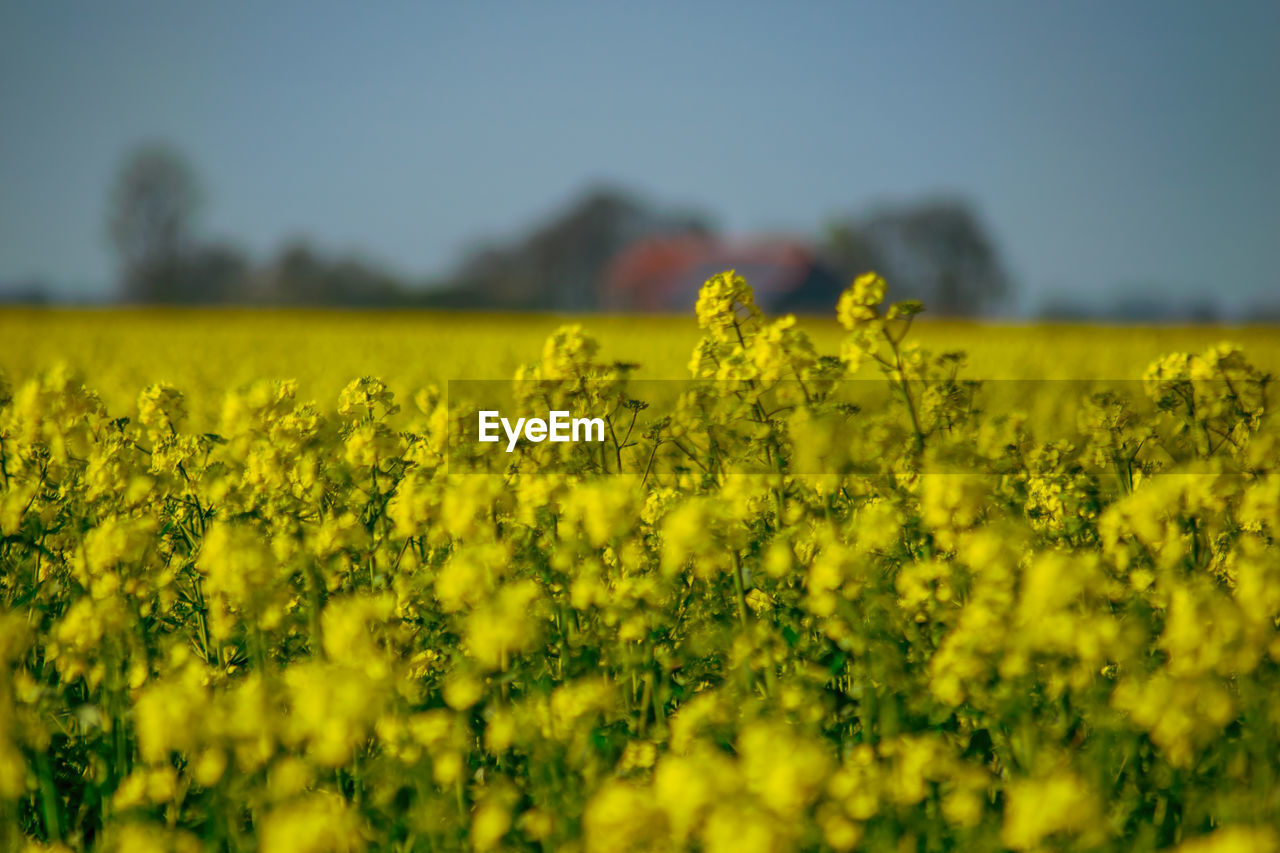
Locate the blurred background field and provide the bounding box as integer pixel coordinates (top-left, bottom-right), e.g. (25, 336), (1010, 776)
(2, 308), (1278, 426)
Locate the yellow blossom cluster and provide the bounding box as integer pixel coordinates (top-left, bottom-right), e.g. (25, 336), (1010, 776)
(1, 270), (1278, 851)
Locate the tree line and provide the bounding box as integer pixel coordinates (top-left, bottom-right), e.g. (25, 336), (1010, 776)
(107, 143), (1012, 314)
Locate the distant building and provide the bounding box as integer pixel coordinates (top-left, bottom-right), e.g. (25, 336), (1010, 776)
(603, 236), (845, 314)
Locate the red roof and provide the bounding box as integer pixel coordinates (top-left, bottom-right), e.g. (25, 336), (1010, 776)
(604, 236), (821, 311)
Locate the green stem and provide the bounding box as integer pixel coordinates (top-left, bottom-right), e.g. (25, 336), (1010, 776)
(36, 749), (62, 842)
(731, 552), (749, 629)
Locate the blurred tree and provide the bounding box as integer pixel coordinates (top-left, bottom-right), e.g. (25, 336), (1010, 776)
(107, 143), (202, 302)
(451, 185), (716, 310)
(821, 220), (885, 289)
(255, 241), (407, 306)
(822, 198), (1011, 316)
(176, 243), (253, 304)
(0, 278), (50, 305)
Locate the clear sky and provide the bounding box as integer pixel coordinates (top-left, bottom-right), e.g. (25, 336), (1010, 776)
(2, 1), (1277, 312)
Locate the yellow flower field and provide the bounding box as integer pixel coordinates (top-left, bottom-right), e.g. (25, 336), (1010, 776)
(1, 274), (1279, 852)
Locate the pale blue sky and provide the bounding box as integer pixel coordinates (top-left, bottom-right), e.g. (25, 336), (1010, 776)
(1, 1), (1277, 311)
